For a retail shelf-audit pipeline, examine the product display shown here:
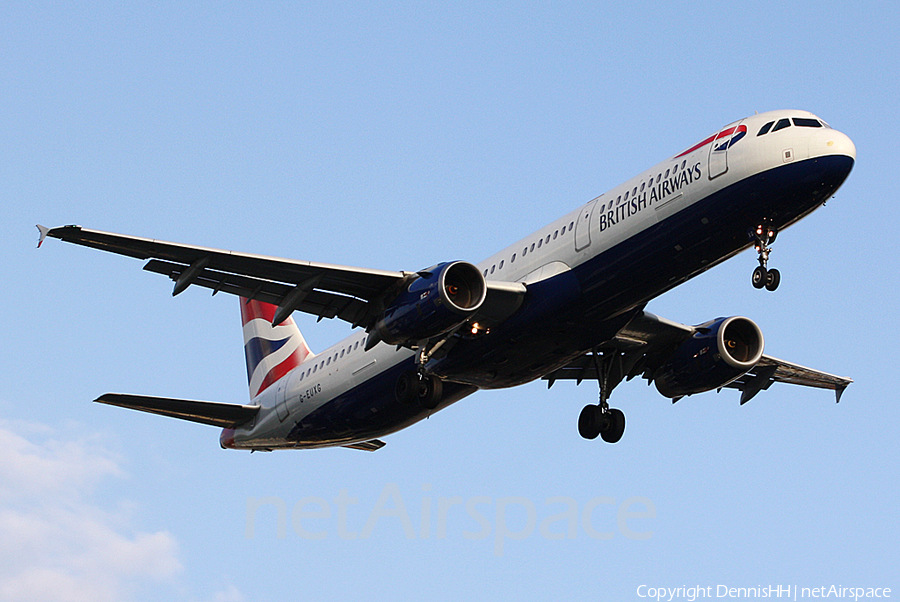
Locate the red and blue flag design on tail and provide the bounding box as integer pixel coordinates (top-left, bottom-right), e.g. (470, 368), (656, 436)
(240, 298), (313, 399)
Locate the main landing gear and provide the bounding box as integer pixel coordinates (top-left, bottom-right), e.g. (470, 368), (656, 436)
(578, 403), (625, 443)
(395, 370), (443, 410)
(751, 225), (780, 292)
(577, 350), (626, 443)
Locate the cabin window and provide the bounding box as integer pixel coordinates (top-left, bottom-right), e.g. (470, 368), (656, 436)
(656, 174), (661, 183)
(522, 247), (527, 256)
(672, 163), (678, 174)
(640, 182), (645, 192)
(483, 269), (488, 276)
(511, 253), (516, 263)
(545, 234), (550, 244)
(553, 230), (558, 240)
(340, 349), (344, 358)
(624, 191), (629, 201)
(326, 357), (331, 366)
(681, 160), (686, 169)
(569, 221), (574, 230)
(354, 341), (359, 350)
(772, 118), (791, 132)
(313, 365), (317, 374)
(665, 169), (670, 178)
(600, 203), (606, 213)
(499, 260), (504, 269)
(793, 117), (823, 128)
(490, 265), (495, 274)
(537, 239), (542, 249)
(757, 121), (774, 136)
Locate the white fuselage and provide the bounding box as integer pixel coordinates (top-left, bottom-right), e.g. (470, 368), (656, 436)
(229, 109), (855, 450)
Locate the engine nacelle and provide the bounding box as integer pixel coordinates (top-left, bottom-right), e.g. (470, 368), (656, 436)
(372, 261), (486, 347)
(654, 316), (764, 399)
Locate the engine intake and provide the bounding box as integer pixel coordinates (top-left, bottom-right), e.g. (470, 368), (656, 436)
(655, 316), (764, 399)
(371, 261), (486, 347)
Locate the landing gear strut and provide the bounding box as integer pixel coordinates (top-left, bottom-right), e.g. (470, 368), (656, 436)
(751, 225), (780, 292)
(577, 350), (626, 443)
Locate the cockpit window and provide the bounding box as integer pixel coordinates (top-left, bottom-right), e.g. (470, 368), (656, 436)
(771, 118), (791, 133)
(757, 121), (774, 136)
(793, 117), (823, 128)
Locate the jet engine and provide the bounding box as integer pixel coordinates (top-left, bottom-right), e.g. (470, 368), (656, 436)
(370, 261), (486, 347)
(654, 316), (764, 398)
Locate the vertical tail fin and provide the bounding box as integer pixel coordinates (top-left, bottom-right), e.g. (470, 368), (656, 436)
(240, 298), (313, 400)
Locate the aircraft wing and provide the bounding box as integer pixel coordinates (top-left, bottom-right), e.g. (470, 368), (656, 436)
(723, 355), (851, 404)
(542, 311), (851, 403)
(38, 225), (525, 330)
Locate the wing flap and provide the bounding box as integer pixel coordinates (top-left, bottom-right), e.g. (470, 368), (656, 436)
(95, 393), (260, 428)
(143, 259), (370, 324)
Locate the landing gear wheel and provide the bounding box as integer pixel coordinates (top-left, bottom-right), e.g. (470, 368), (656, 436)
(752, 266), (768, 289)
(395, 371), (417, 404)
(417, 375), (443, 410)
(765, 268), (781, 292)
(600, 408), (626, 444)
(578, 405), (602, 440)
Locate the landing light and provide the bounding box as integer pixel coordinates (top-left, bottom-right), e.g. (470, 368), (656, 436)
(470, 322), (489, 335)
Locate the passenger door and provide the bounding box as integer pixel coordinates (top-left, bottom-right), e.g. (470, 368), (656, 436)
(575, 196), (601, 252)
(708, 120), (744, 179)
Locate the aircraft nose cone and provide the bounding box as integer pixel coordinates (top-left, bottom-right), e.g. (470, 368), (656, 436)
(811, 128), (856, 162)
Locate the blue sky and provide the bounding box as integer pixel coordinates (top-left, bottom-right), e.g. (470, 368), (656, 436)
(2, 1), (897, 600)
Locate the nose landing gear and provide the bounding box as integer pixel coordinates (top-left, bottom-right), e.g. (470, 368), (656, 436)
(751, 225), (780, 292)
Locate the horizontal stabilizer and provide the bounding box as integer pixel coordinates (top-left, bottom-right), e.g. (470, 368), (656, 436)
(95, 393), (259, 428)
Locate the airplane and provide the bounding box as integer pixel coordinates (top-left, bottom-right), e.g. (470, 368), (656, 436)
(37, 109), (855, 450)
